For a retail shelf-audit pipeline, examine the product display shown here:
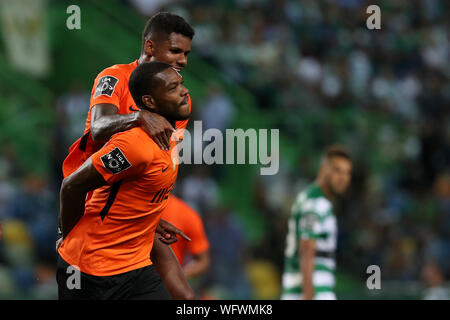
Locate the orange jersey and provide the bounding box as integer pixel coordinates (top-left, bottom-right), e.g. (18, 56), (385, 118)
(58, 127), (181, 276)
(62, 60), (191, 178)
(161, 196), (209, 265)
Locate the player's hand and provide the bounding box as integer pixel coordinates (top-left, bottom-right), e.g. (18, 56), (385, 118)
(138, 110), (175, 151)
(156, 219), (191, 245)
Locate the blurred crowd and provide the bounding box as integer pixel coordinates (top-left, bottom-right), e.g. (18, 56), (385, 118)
(130, 0), (450, 298)
(0, 0), (449, 299)
(166, 0), (449, 298)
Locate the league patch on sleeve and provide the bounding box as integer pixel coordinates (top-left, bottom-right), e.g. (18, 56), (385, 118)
(94, 76), (119, 98)
(100, 147), (131, 174)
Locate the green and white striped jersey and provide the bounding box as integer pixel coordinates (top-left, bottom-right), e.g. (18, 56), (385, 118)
(281, 183), (337, 300)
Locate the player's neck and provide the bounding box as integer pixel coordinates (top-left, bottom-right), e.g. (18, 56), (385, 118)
(316, 178), (334, 202)
(168, 119), (176, 129)
(138, 54), (152, 65)
(140, 106), (176, 128)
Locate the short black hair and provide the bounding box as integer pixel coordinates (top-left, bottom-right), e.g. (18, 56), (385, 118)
(141, 12), (195, 50)
(128, 61), (172, 109)
(323, 145), (352, 162)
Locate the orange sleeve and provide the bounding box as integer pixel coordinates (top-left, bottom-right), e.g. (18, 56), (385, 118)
(91, 130), (152, 185)
(89, 66), (126, 111)
(186, 209), (210, 256)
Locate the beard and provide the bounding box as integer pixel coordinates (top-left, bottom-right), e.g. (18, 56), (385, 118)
(157, 98), (190, 122)
(172, 99), (191, 120)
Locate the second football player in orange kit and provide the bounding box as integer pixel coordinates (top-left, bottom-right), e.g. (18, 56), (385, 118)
(57, 62), (191, 299)
(161, 196), (210, 279)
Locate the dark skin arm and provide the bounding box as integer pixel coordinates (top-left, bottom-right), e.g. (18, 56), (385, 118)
(90, 103), (175, 151)
(299, 239), (316, 300)
(151, 237), (195, 300)
(183, 250), (210, 279)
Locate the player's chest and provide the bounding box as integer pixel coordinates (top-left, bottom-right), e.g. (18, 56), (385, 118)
(128, 151), (179, 201)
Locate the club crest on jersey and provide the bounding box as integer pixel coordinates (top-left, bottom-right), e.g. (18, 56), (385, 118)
(94, 76), (119, 98)
(100, 147), (131, 174)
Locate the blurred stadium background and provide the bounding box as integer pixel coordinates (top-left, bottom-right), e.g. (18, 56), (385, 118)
(0, 0), (448, 299)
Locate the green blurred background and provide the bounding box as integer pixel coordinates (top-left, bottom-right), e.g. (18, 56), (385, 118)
(0, 0), (448, 299)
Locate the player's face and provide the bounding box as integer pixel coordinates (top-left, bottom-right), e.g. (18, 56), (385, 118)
(148, 33), (191, 72)
(153, 68), (190, 121)
(325, 157), (352, 196)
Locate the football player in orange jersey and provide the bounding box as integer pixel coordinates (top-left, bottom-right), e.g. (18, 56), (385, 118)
(57, 62), (193, 300)
(58, 12), (196, 299)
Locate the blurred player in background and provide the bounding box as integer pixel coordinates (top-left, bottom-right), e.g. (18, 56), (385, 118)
(57, 62), (191, 299)
(281, 145), (352, 300)
(162, 195), (210, 279)
(57, 12), (196, 299)
(421, 261), (450, 300)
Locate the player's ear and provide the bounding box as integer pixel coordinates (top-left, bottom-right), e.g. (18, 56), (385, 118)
(142, 95), (157, 111)
(144, 38), (155, 56)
